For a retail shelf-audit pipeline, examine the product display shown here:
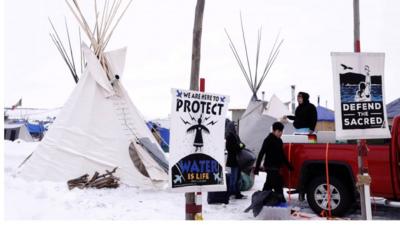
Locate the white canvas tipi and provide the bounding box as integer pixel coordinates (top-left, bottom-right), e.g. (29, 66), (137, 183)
(18, 45), (168, 188)
(239, 95), (295, 155)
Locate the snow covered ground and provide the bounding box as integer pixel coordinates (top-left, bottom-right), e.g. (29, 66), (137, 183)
(3, 140), (400, 220)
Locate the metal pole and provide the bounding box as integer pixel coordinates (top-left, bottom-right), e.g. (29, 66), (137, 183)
(196, 78), (206, 220)
(291, 85), (296, 114)
(186, 0), (205, 220)
(354, 0), (361, 53)
(354, 0), (372, 220)
(185, 79), (205, 220)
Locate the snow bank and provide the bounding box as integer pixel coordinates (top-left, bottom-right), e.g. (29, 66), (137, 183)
(4, 141), (257, 220)
(4, 141), (400, 220)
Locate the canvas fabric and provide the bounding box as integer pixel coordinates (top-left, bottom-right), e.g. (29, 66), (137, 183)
(18, 46), (168, 188)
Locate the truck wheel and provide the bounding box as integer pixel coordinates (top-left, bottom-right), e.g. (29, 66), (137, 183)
(306, 176), (352, 217)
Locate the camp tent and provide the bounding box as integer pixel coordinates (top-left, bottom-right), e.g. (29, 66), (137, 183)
(315, 105), (335, 131)
(18, 1), (168, 188)
(18, 45), (168, 188)
(239, 95), (295, 154)
(4, 123), (34, 142)
(225, 18), (296, 190)
(316, 105), (335, 122)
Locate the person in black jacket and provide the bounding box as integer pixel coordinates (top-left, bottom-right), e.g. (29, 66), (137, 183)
(284, 91), (317, 134)
(254, 122), (293, 203)
(225, 119), (245, 199)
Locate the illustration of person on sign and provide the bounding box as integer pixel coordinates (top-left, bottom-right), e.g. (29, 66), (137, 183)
(354, 65), (372, 102)
(187, 117), (210, 152)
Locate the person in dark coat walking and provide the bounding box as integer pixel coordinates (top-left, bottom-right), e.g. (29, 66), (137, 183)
(284, 91), (317, 134)
(254, 122), (293, 203)
(225, 119), (245, 199)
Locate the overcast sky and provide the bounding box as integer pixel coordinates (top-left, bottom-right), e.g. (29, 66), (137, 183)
(3, 0), (400, 120)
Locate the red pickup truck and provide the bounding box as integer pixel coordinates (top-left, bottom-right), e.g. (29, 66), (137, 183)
(281, 116), (400, 216)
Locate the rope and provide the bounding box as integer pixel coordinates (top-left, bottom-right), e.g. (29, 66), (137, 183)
(288, 143), (292, 203)
(325, 143), (332, 218)
(120, 105), (137, 138)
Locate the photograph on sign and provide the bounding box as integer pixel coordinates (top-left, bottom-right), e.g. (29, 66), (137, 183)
(331, 52), (391, 140)
(169, 89), (230, 192)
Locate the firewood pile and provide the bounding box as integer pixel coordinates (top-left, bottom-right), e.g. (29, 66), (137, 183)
(67, 167), (120, 190)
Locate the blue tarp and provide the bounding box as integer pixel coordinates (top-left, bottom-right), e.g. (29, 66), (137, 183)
(387, 98), (400, 119)
(316, 105), (335, 122)
(12, 120), (46, 134)
(146, 121), (170, 152)
(25, 122), (45, 134)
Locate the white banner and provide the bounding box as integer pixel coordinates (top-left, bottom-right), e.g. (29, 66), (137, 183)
(169, 88), (230, 192)
(331, 52), (391, 140)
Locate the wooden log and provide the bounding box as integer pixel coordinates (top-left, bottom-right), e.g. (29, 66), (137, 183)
(67, 168), (119, 190)
(88, 171), (100, 183)
(89, 177), (113, 187)
(97, 167), (118, 179)
(67, 174), (89, 190)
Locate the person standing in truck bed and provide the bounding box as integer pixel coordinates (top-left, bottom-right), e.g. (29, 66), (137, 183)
(284, 91), (317, 134)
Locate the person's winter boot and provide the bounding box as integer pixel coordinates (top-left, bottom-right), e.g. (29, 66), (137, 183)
(235, 193), (247, 199)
